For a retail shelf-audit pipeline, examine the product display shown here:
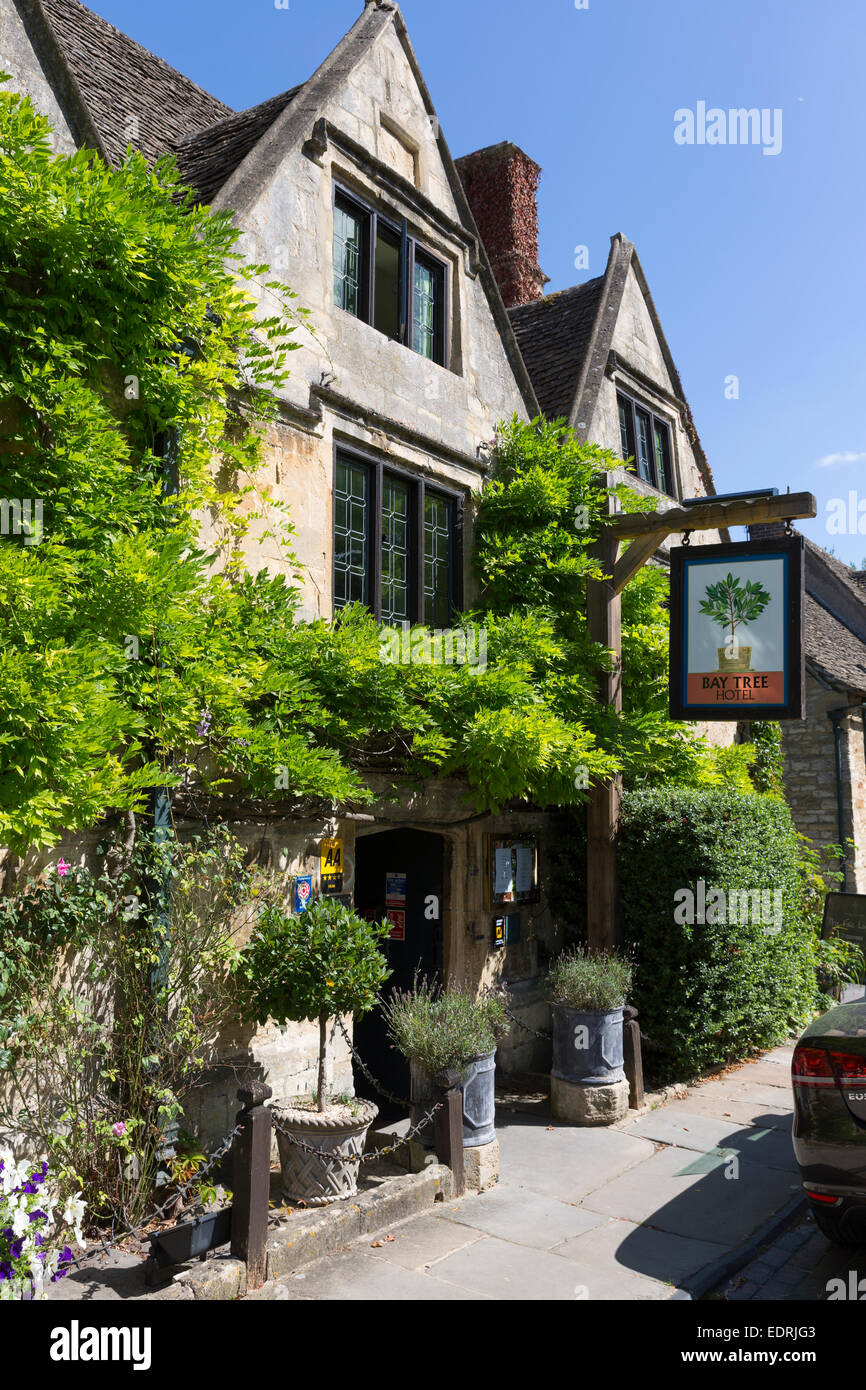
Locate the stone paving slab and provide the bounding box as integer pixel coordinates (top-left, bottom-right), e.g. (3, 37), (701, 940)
(285, 1246), (487, 1300)
(660, 1085), (793, 1133)
(580, 1143), (801, 1247)
(551, 1214), (728, 1286)
(440, 1182), (606, 1249)
(495, 1113), (652, 1203)
(621, 1110), (796, 1172)
(359, 1212), (482, 1271)
(424, 1232), (673, 1301)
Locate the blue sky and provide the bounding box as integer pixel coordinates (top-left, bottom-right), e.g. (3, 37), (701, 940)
(90, 0), (866, 563)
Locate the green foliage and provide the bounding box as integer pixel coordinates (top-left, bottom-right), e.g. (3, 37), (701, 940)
(0, 82), (362, 852)
(698, 573), (772, 646)
(472, 417), (713, 791)
(383, 978), (508, 1076)
(616, 788), (818, 1081)
(236, 897), (391, 1030)
(546, 947), (633, 1011)
(0, 828), (259, 1227)
(748, 721), (786, 797)
(236, 896), (391, 1112)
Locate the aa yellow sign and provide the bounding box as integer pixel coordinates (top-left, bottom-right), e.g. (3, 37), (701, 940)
(320, 838), (344, 893)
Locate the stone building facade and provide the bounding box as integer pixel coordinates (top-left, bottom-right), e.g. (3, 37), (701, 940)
(749, 525), (866, 893)
(2, 0), (729, 1137)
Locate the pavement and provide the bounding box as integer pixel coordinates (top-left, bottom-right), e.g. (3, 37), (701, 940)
(247, 1042), (825, 1301)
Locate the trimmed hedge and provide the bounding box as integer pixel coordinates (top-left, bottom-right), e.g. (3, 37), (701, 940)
(618, 788), (815, 1081)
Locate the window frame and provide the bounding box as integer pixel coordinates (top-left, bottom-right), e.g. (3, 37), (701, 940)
(332, 183), (450, 367)
(616, 391), (677, 498)
(332, 442), (463, 625)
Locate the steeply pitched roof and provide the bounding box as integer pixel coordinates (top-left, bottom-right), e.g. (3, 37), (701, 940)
(23, 0), (540, 419)
(35, 0), (232, 164)
(507, 235), (715, 497)
(174, 88), (301, 204)
(804, 540), (866, 693)
(804, 593), (866, 693)
(508, 278), (605, 423)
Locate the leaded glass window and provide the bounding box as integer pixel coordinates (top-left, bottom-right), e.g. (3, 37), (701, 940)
(333, 185), (448, 366)
(653, 421), (670, 495)
(333, 200), (364, 318)
(334, 457), (369, 609)
(381, 475), (411, 623)
(413, 258), (437, 361)
(635, 408), (653, 484)
(424, 492), (452, 629)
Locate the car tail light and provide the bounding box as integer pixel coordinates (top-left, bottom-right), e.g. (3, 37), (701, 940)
(805, 1190), (843, 1206)
(793, 1044), (866, 1088)
(828, 1050), (866, 1085)
(792, 1046), (835, 1086)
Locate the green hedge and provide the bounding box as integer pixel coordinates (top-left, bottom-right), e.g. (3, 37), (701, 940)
(618, 788), (815, 1081)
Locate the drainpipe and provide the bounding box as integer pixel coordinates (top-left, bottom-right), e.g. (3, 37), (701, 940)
(828, 707), (849, 891)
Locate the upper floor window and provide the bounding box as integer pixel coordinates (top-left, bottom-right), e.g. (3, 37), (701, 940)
(334, 448), (460, 625)
(617, 393), (675, 498)
(333, 187), (448, 366)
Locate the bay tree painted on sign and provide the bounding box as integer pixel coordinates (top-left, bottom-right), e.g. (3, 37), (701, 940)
(698, 572), (772, 672)
(669, 537), (805, 721)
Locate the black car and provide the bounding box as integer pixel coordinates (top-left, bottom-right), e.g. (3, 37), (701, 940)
(792, 999), (866, 1243)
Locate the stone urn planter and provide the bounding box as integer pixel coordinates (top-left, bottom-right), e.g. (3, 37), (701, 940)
(410, 1049), (497, 1148)
(717, 644), (752, 673)
(551, 1004), (625, 1086)
(275, 1099), (379, 1207)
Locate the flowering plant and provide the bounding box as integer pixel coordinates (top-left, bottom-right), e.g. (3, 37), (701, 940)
(0, 1152), (86, 1300)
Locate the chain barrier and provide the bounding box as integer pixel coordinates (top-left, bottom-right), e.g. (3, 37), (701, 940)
(336, 1018), (413, 1108)
(269, 1099), (442, 1167)
(480, 984), (552, 1041)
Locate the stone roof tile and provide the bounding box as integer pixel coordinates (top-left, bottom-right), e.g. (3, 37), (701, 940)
(507, 278), (605, 423)
(40, 0), (232, 164)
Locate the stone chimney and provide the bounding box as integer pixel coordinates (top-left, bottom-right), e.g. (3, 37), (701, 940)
(455, 141), (548, 309)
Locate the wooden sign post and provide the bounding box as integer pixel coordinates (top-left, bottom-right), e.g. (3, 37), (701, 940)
(585, 488), (817, 952)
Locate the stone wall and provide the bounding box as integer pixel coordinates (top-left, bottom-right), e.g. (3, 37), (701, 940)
(781, 679), (866, 891)
(0, 0), (77, 153)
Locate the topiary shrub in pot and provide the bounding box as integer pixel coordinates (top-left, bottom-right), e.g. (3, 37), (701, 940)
(235, 896), (390, 1206)
(547, 947), (633, 1125)
(382, 978), (509, 1150)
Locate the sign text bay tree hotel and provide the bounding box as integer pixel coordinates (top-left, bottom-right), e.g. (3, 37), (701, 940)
(2, 0), (726, 1133)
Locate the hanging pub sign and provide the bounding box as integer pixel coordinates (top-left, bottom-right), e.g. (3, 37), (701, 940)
(669, 535), (805, 721)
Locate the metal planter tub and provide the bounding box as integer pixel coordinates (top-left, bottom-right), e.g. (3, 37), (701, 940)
(551, 1004), (625, 1085)
(410, 1049), (497, 1148)
(275, 1100), (379, 1207)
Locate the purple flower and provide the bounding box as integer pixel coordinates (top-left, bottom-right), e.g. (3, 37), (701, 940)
(29, 1209), (47, 1223)
(111, 1121), (127, 1138)
(57, 858), (71, 877)
(196, 708), (212, 739)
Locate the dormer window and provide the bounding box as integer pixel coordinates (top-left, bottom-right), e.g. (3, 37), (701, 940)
(333, 186), (448, 365)
(617, 392), (675, 498)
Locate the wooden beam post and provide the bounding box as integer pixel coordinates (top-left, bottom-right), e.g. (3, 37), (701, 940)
(587, 474), (623, 952)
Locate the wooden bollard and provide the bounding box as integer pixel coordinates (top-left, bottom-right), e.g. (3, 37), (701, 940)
(622, 1005), (644, 1110)
(434, 1069), (465, 1198)
(231, 1081), (273, 1291)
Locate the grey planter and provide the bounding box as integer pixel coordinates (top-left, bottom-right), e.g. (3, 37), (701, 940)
(275, 1100), (378, 1206)
(410, 1049), (497, 1148)
(551, 1003), (625, 1086)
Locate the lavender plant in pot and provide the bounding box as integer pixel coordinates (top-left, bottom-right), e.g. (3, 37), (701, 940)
(547, 947), (633, 1125)
(382, 979), (509, 1149)
(236, 896), (390, 1205)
